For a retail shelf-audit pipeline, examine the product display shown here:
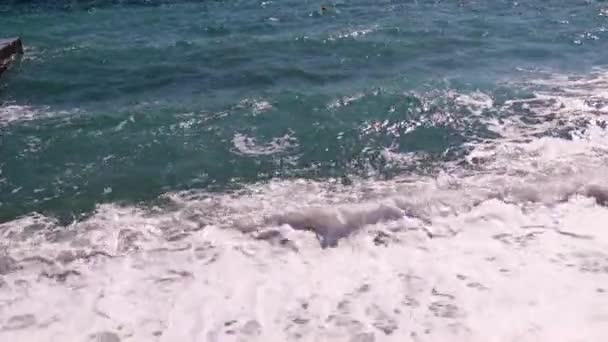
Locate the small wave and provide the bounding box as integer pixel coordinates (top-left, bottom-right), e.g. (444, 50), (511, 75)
(380, 148), (427, 167)
(327, 92), (366, 109)
(232, 133), (297, 156)
(0, 105), (41, 126)
(328, 26), (377, 41)
(485, 68), (608, 139)
(451, 90), (494, 116)
(0, 104), (75, 127)
(238, 98), (273, 115)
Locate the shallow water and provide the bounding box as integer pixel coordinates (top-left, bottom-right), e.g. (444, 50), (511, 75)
(1, 1), (608, 341)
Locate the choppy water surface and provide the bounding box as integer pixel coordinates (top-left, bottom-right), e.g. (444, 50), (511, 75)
(1, 1), (608, 341)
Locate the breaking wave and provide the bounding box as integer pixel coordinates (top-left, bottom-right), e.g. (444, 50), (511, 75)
(2, 69), (608, 341)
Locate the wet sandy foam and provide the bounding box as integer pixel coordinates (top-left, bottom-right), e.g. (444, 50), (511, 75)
(2, 70), (608, 341)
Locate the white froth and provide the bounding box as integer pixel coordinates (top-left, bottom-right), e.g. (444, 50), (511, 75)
(380, 148), (425, 168)
(0, 105), (75, 127)
(0, 105), (41, 126)
(238, 98), (273, 115)
(327, 92), (366, 109)
(328, 26), (377, 41)
(452, 90), (494, 116)
(2, 70), (608, 341)
(231, 133), (297, 156)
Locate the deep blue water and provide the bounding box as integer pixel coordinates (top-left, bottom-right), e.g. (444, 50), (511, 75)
(1, 0), (608, 222)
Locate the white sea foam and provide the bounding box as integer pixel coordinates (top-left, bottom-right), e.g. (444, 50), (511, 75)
(380, 148), (426, 167)
(2, 70), (608, 341)
(451, 90), (494, 116)
(0, 104), (75, 127)
(232, 133), (297, 156)
(238, 98), (273, 115)
(328, 26), (377, 41)
(0, 105), (42, 126)
(327, 92), (366, 109)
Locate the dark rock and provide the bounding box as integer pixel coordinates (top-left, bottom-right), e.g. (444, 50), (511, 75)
(0, 38), (23, 59)
(0, 37), (23, 76)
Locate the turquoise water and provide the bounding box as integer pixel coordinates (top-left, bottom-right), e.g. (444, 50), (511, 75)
(1, 0), (608, 222)
(3, 3), (608, 340)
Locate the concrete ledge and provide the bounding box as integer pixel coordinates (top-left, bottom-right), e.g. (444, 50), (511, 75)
(0, 37), (24, 76)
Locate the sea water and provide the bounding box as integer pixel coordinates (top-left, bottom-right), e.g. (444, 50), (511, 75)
(1, 1), (608, 341)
